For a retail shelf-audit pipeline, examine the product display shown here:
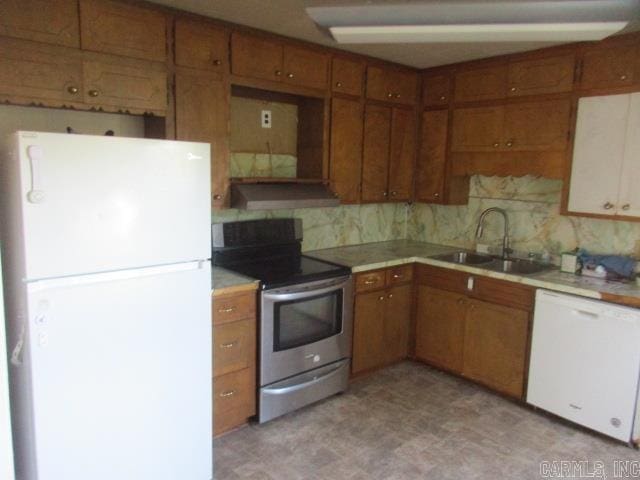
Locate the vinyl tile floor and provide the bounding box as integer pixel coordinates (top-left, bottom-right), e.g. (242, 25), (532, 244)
(214, 361), (639, 479)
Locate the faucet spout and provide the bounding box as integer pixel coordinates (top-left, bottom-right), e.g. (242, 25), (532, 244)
(475, 207), (511, 259)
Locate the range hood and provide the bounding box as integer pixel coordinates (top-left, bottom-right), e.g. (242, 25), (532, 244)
(230, 180), (340, 210)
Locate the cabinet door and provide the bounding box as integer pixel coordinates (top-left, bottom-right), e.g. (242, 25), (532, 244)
(175, 18), (228, 74)
(462, 299), (529, 399)
(79, 0), (166, 62)
(414, 286), (467, 373)
(384, 284), (412, 363)
(579, 42), (640, 91)
(450, 106), (504, 152)
(422, 74), (451, 107)
(82, 60), (167, 113)
(366, 65), (393, 102)
(568, 94), (628, 215)
(0, 38), (83, 105)
(454, 64), (507, 102)
(616, 93), (640, 217)
(0, 0), (79, 48)
(231, 32), (283, 82)
(362, 104), (391, 202)
(388, 108), (416, 201)
(329, 97), (363, 203)
(507, 54), (575, 97)
(175, 72), (229, 208)
(416, 109), (448, 203)
(283, 45), (329, 90)
(367, 66), (417, 105)
(503, 99), (571, 152)
(332, 57), (364, 96)
(352, 291), (387, 374)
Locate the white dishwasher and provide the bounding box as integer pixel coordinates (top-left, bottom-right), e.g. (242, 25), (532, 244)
(528, 289), (640, 443)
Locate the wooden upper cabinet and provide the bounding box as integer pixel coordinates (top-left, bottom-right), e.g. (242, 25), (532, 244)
(416, 109), (448, 203)
(462, 299), (529, 399)
(329, 97), (363, 203)
(422, 73), (451, 106)
(332, 56), (364, 96)
(175, 18), (228, 73)
(388, 108), (416, 201)
(82, 60), (167, 113)
(507, 54), (576, 97)
(415, 286), (467, 373)
(579, 41), (640, 91)
(366, 65), (418, 106)
(362, 104), (391, 202)
(175, 71), (229, 208)
(0, 37), (83, 106)
(282, 45), (329, 90)
(231, 32), (283, 82)
(79, 0), (166, 62)
(451, 105), (504, 152)
(454, 64), (507, 103)
(503, 99), (571, 152)
(0, 0), (80, 48)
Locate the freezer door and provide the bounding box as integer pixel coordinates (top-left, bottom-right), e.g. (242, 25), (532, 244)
(12, 132), (210, 280)
(19, 262), (211, 480)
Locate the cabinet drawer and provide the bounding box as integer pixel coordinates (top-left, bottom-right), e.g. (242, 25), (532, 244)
(416, 264), (469, 295)
(213, 291), (256, 325)
(213, 319), (255, 377)
(472, 275), (534, 311)
(214, 368), (255, 435)
(79, 0), (166, 62)
(386, 264), (413, 286)
(355, 270), (387, 293)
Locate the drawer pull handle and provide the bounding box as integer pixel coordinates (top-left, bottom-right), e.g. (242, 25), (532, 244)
(364, 280), (377, 285)
(220, 341), (237, 349)
(219, 390), (236, 398)
(218, 306), (236, 313)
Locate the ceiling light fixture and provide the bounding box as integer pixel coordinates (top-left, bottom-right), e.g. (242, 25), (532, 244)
(306, 0), (640, 44)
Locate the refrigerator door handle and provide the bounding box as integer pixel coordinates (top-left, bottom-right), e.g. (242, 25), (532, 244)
(10, 323), (25, 366)
(26, 145), (45, 204)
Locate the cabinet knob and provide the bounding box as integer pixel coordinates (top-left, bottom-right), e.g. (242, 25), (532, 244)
(287, 72), (294, 79)
(392, 274), (402, 279)
(383, 191), (388, 197)
(275, 70), (282, 76)
(378, 295), (385, 301)
(391, 191), (397, 196)
(336, 81), (343, 87)
(505, 140), (514, 147)
(395, 93), (401, 99)
(213, 59), (222, 66)
(457, 298), (465, 305)
(434, 192), (440, 198)
(388, 293), (393, 299)
(387, 92), (394, 98)
(213, 194), (222, 200)
(67, 85), (79, 95)
(620, 74), (628, 81)
(622, 203), (631, 211)
(88, 89), (99, 97)
(603, 202), (614, 210)
(439, 95), (446, 101)
(510, 86), (517, 92)
(493, 142), (500, 148)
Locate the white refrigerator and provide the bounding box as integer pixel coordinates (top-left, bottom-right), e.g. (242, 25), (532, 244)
(0, 131), (213, 480)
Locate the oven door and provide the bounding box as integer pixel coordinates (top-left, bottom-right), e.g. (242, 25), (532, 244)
(260, 275), (353, 386)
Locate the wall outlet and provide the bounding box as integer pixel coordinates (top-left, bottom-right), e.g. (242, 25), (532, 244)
(261, 110), (272, 128)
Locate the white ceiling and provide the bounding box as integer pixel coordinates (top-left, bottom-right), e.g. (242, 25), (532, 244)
(150, 0), (640, 69)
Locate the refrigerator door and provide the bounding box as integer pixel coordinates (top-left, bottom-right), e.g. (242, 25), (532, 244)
(0, 248), (15, 480)
(11, 131), (210, 280)
(18, 262), (211, 480)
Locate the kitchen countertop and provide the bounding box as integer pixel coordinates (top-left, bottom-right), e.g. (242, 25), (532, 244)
(306, 240), (640, 308)
(212, 266), (259, 296)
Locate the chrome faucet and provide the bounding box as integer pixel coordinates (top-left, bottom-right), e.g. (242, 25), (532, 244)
(475, 207), (511, 259)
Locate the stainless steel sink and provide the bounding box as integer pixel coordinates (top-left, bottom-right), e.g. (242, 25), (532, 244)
(486, 258), (553, 275)
(431, 251), (494, 265)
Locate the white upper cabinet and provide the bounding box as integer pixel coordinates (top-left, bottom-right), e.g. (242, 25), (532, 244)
(568, 93), (640, 217)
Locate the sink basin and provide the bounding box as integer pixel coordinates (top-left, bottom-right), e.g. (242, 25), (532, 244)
(431, 251), (494, 265)
(487, 258), (552, 275)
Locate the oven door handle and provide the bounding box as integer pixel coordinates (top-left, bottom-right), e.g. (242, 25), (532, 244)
(262, 361), (346, 396)
(263, 275), (351, 302)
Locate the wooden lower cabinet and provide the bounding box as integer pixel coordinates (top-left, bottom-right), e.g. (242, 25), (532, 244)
(212, 290), (257, 436)
(415, 286), (466, 373)
(352, 290), (387, 374)
(384, 283), (413, 362)
(462, 299), (529, 398)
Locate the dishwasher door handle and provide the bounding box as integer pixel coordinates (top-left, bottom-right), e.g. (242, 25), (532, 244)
(572, 309), (599, 318)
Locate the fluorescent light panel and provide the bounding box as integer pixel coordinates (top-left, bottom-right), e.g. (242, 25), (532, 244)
(329, 22), (629, 43)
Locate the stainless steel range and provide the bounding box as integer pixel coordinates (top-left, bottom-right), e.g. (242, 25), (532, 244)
(212, 219), (353, 423)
